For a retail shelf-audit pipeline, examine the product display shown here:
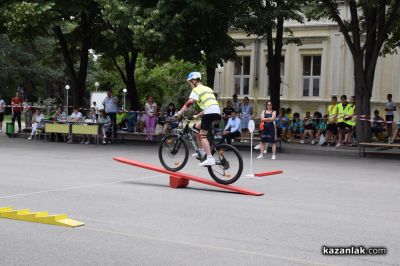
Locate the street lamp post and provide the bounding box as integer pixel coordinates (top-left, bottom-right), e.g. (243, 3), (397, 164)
(94, 81), (99, 92)
(65, 85), (70, 118)
(122, 88), (128, 111)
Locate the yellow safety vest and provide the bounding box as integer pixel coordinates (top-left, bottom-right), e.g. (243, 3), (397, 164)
(345, 104), (356, 126)
(336, 103), (348, 123)
(192, 85), (219, 110)
(327, 104), (338, 124)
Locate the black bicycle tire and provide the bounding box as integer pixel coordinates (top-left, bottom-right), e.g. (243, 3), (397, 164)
(158, 134), (189, 172)
(207, 144), (243, 185)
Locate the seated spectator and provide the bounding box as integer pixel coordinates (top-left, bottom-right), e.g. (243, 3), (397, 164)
(50, 106), (67, 142)
(85, 107), (97, 122)
(28, 108), (44, 140)
(163, 103), (179, 135)
(68, 107), (83, 122)
(118, 107), (137, 133)
(288, 112), (304, 143)
(221, 110), (241, 144)
(303, 111), (315, 144)
(222, 100), (236, 125)
(371, 110), (385, 141)
(52, 106), (67, 121)
(316, 115), (328, 145)
(98, 110), (111, 144)
(81, 107), (97, 144)
(276, 108), (289, 141)
(286, 108), (293, 122)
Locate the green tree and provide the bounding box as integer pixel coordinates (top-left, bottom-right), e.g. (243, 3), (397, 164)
(307, 0), (400, 141)
(0, 34), (66, 103)
(1, 0), (103, 107)
(159, 0), (241, 87)
(94, 0), (164, 110)
(235, 0), (303, 111)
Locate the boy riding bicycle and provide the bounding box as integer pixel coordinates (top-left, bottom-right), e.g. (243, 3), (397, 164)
(176, 72), (221, 166)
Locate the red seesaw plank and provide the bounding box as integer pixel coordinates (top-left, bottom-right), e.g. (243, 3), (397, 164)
(254, 170), (283, 177)
(113, 157), (263, 196)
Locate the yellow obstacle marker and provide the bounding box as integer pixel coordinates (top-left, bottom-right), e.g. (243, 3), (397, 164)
(0, 206), (84, 227)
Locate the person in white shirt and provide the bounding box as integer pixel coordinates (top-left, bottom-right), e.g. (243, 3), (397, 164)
(92, 101), (100, 116)
(28, 108), (44, 140)
(0, 96), (5, 133)
(68, 107), (83, 122)
(221, 110), (241, 144)
(385, 94), (397, 142)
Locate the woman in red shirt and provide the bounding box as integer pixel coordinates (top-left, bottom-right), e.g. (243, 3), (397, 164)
(11, 91), (23, 133)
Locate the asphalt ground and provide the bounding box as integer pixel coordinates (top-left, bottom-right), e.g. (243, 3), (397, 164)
(0, 136), (399, 266)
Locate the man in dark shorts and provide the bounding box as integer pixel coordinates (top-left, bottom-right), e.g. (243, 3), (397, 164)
(385, 94), (396, 142)
(336, 95), (348, 147)
(325, 96), (338, 146)
(177, 72), (221, 166)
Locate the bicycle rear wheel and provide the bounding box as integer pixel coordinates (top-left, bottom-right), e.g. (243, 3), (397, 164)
(207, 144), (243, 185)
(158, 134), (189, 172)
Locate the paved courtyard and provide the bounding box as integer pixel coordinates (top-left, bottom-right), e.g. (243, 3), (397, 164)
(0, 136), (399, 266)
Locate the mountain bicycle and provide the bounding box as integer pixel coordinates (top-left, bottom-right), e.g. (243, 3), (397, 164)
(158, 116), (243, 185)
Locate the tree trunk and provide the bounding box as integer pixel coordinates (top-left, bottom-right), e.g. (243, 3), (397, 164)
(124, 50), (139, 110)
(266, 17), (284, 112)
(113, 50), (140, 110)
(206, 64), (216, 90)
(353, 56), (372, 142)
(52, 12), (91, 108)
(76, 12), (90, 107)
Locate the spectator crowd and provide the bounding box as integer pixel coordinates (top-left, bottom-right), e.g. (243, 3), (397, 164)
(0, 90), (399, 151)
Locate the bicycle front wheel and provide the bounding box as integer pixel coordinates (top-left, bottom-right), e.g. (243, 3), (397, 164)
(207, 144), (243, 185)
(158, 134), (189, 172)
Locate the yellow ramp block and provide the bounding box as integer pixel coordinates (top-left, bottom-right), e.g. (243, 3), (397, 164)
(0, 206), (13, 212)
(0, 206), (84, 227)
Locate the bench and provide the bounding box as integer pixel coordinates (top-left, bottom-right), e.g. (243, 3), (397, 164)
(118, 131), (162, 143)
(358, 142), (400, 157)
(231, 136), (283, 150)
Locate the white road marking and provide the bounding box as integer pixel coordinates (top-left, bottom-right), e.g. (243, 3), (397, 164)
(0, 170), (202, 199)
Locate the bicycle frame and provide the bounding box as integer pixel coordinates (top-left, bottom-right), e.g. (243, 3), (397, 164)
(172, 116), (219, 160)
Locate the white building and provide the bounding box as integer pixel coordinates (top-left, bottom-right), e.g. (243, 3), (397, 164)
(214, 9), (400, 120)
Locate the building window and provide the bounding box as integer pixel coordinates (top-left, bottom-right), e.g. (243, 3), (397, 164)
(267, 56), (285, 96)
(302, 55), (321, 97)
(234, 56), (251, 95)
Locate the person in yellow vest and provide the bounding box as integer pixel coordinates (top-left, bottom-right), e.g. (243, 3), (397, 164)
(177, 72), (221, 166)
(344, 96), (356, 146)
(324, 96), (338, 146)
(336, 95), (348, 147)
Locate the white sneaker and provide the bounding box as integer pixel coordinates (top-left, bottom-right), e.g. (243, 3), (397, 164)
(80, 140), (85, 144)
(300, 140), (304, 144)
(263, 149), (267, 154)
(199, 157), (216, 166)
(336, 143), (341, 147)
(271, 155), (276, 160)
(85, 141), (90, 145)
(28, 136), (33, 140)
(311, 140), (315, 145)
(257, 154), (264, 159)
(254, 144), (260, 150)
